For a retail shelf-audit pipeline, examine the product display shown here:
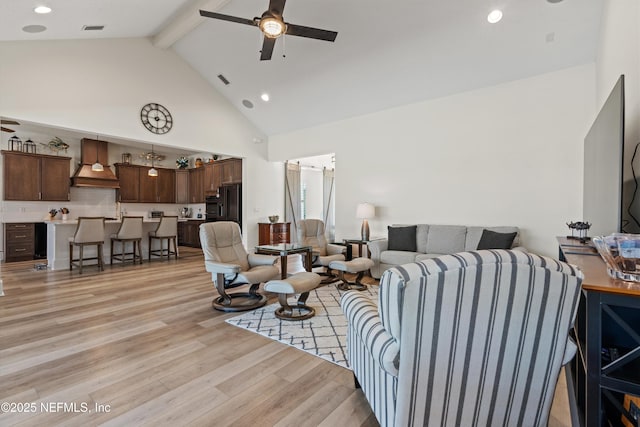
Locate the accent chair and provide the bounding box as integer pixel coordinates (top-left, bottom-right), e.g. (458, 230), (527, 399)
(297, 218), (345, 284)
(341, 249), (583, 427)
(200, 221), (279, 312)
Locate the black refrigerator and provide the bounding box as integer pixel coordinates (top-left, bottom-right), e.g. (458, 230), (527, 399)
(205, 183), (241, 229)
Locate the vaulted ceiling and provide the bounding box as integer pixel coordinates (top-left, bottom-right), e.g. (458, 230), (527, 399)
(0, 0), (603, 136)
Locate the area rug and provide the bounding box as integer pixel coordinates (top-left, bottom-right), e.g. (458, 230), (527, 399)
(225, 284), (379, 369)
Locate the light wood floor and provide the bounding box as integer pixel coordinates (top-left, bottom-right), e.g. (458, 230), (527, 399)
(0, 248), (572, 426)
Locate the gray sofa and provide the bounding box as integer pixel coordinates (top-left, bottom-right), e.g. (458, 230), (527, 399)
(368, 224), (523, 278)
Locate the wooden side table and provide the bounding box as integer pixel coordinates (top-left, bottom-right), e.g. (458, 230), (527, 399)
(258, 222), (290, 245)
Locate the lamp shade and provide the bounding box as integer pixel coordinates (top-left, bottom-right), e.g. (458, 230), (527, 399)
(356, 203), (375, 219)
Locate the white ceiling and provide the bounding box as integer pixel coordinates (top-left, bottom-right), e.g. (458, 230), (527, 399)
(0, 0), (603, 136)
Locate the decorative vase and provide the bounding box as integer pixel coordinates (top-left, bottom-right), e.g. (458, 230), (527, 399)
(62, 214), (68, 221)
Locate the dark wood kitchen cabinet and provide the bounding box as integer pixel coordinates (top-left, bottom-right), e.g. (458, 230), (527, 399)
(156, 168), (175, 203)
(5, 223), (35, 262)
(115, 164), (140, 202)
(175, 170), (189, 204)
(3, 151), (71, 201)
(178, 220), (204, 247)
(189, 167), (204, 203)
(139, 167), (156, 203)
(220, 158), (242, 184)
(201, 159), (242, 196)
(116, 164), (175, 203)
(203, 162), (221, 196)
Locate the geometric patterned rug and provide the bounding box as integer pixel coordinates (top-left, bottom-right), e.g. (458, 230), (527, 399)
(226, 284), (379, 370)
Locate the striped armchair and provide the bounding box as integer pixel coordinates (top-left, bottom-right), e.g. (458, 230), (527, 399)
(341, 249), (583, 427)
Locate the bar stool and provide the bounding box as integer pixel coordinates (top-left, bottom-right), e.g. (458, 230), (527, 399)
(69, 217), (105, 274)
(110, 216), (143, 265)
(149, 215), (179, 261)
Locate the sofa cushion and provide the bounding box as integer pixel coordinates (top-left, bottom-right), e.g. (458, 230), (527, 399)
(476, 229), (518, 250)
(388, 226), (417, 252)
(466, 226), (519, 251)
(425, 225), (467, 254)
(380, 250), (418, 266)
(416, 224), (429, 254)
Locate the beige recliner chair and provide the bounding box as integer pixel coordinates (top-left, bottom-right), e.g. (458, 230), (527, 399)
(297, 219), (346, 284)
(200, 221), (280, 312)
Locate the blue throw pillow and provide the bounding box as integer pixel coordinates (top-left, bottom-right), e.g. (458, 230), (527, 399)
(388, 226), (417, 252)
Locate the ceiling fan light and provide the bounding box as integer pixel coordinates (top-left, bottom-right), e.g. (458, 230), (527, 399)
(34, 6), (52, 14)
(260, 17), (285, 38)
(487, 9), (503, 24)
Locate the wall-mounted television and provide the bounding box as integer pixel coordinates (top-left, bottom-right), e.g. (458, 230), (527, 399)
(583, 75), (635, 236)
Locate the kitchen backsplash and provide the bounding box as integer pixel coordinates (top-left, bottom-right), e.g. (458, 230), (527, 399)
(1, 187), (205, 222)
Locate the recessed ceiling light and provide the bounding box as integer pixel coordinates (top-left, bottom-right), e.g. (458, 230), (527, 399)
(22, 24), (47, 33)
(242, 99), (254, 109)
(487, 9), (503, 24)
(260, 93), (270, 102)
(34, 6), (52, 14)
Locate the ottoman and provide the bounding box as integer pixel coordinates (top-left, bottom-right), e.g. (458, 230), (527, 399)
(264, 272), (321, 321)
(329, 257), (375, 291)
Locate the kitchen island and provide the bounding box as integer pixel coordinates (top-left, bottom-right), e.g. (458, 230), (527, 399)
(45, 218), (199, 270)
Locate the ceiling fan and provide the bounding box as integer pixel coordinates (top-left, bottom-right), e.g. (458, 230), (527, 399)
(200, 0), (338, 61)
(1, 119), (20, 133)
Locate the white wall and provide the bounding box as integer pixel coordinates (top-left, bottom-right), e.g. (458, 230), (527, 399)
(0, 38), (285, 246)
(269, 65), (596, 257)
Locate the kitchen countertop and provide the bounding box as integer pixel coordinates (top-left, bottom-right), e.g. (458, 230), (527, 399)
(5, 217), (206, 224)
(44, 217), (201, 225)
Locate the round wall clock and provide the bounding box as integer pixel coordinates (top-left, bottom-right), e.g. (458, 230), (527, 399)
(140, 103), (173, 134)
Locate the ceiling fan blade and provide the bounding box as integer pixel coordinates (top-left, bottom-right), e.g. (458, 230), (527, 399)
(1, 127), (15, 133)
(285, 24), (337, 42)
(260, 37), (276, 61)
(268, 0), (287, 16)
(199, 10), (258, 27)
(1, 119), (20, 125)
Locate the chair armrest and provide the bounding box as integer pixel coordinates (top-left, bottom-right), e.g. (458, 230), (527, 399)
(248, 253), (278, 266)
(341, 291), (399, 377)
(562, 337), (577, 365)
(327, 243), (346, 256)
(204, 261), (241, 274)
(367, 239), (388, 261)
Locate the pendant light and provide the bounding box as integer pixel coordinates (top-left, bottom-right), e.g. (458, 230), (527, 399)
(148, 145), (158, 177)
(91, 135), (104, 172)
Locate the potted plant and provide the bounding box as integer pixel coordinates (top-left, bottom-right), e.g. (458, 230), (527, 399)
(60, 207), (70, 221)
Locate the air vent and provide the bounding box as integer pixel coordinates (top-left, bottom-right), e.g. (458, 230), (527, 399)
(217, 74), (230, 85)
(242, 99), (254, 109)
(82, 25), (105, 31)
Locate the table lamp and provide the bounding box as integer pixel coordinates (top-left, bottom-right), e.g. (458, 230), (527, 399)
(356, 203), (375, 241)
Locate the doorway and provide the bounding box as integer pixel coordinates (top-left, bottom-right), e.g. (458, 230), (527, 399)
(285, 153), (335, 243)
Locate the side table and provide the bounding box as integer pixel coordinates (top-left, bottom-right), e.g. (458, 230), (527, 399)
(255, 243), (313, 279)
(343, 238), (383, 260)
